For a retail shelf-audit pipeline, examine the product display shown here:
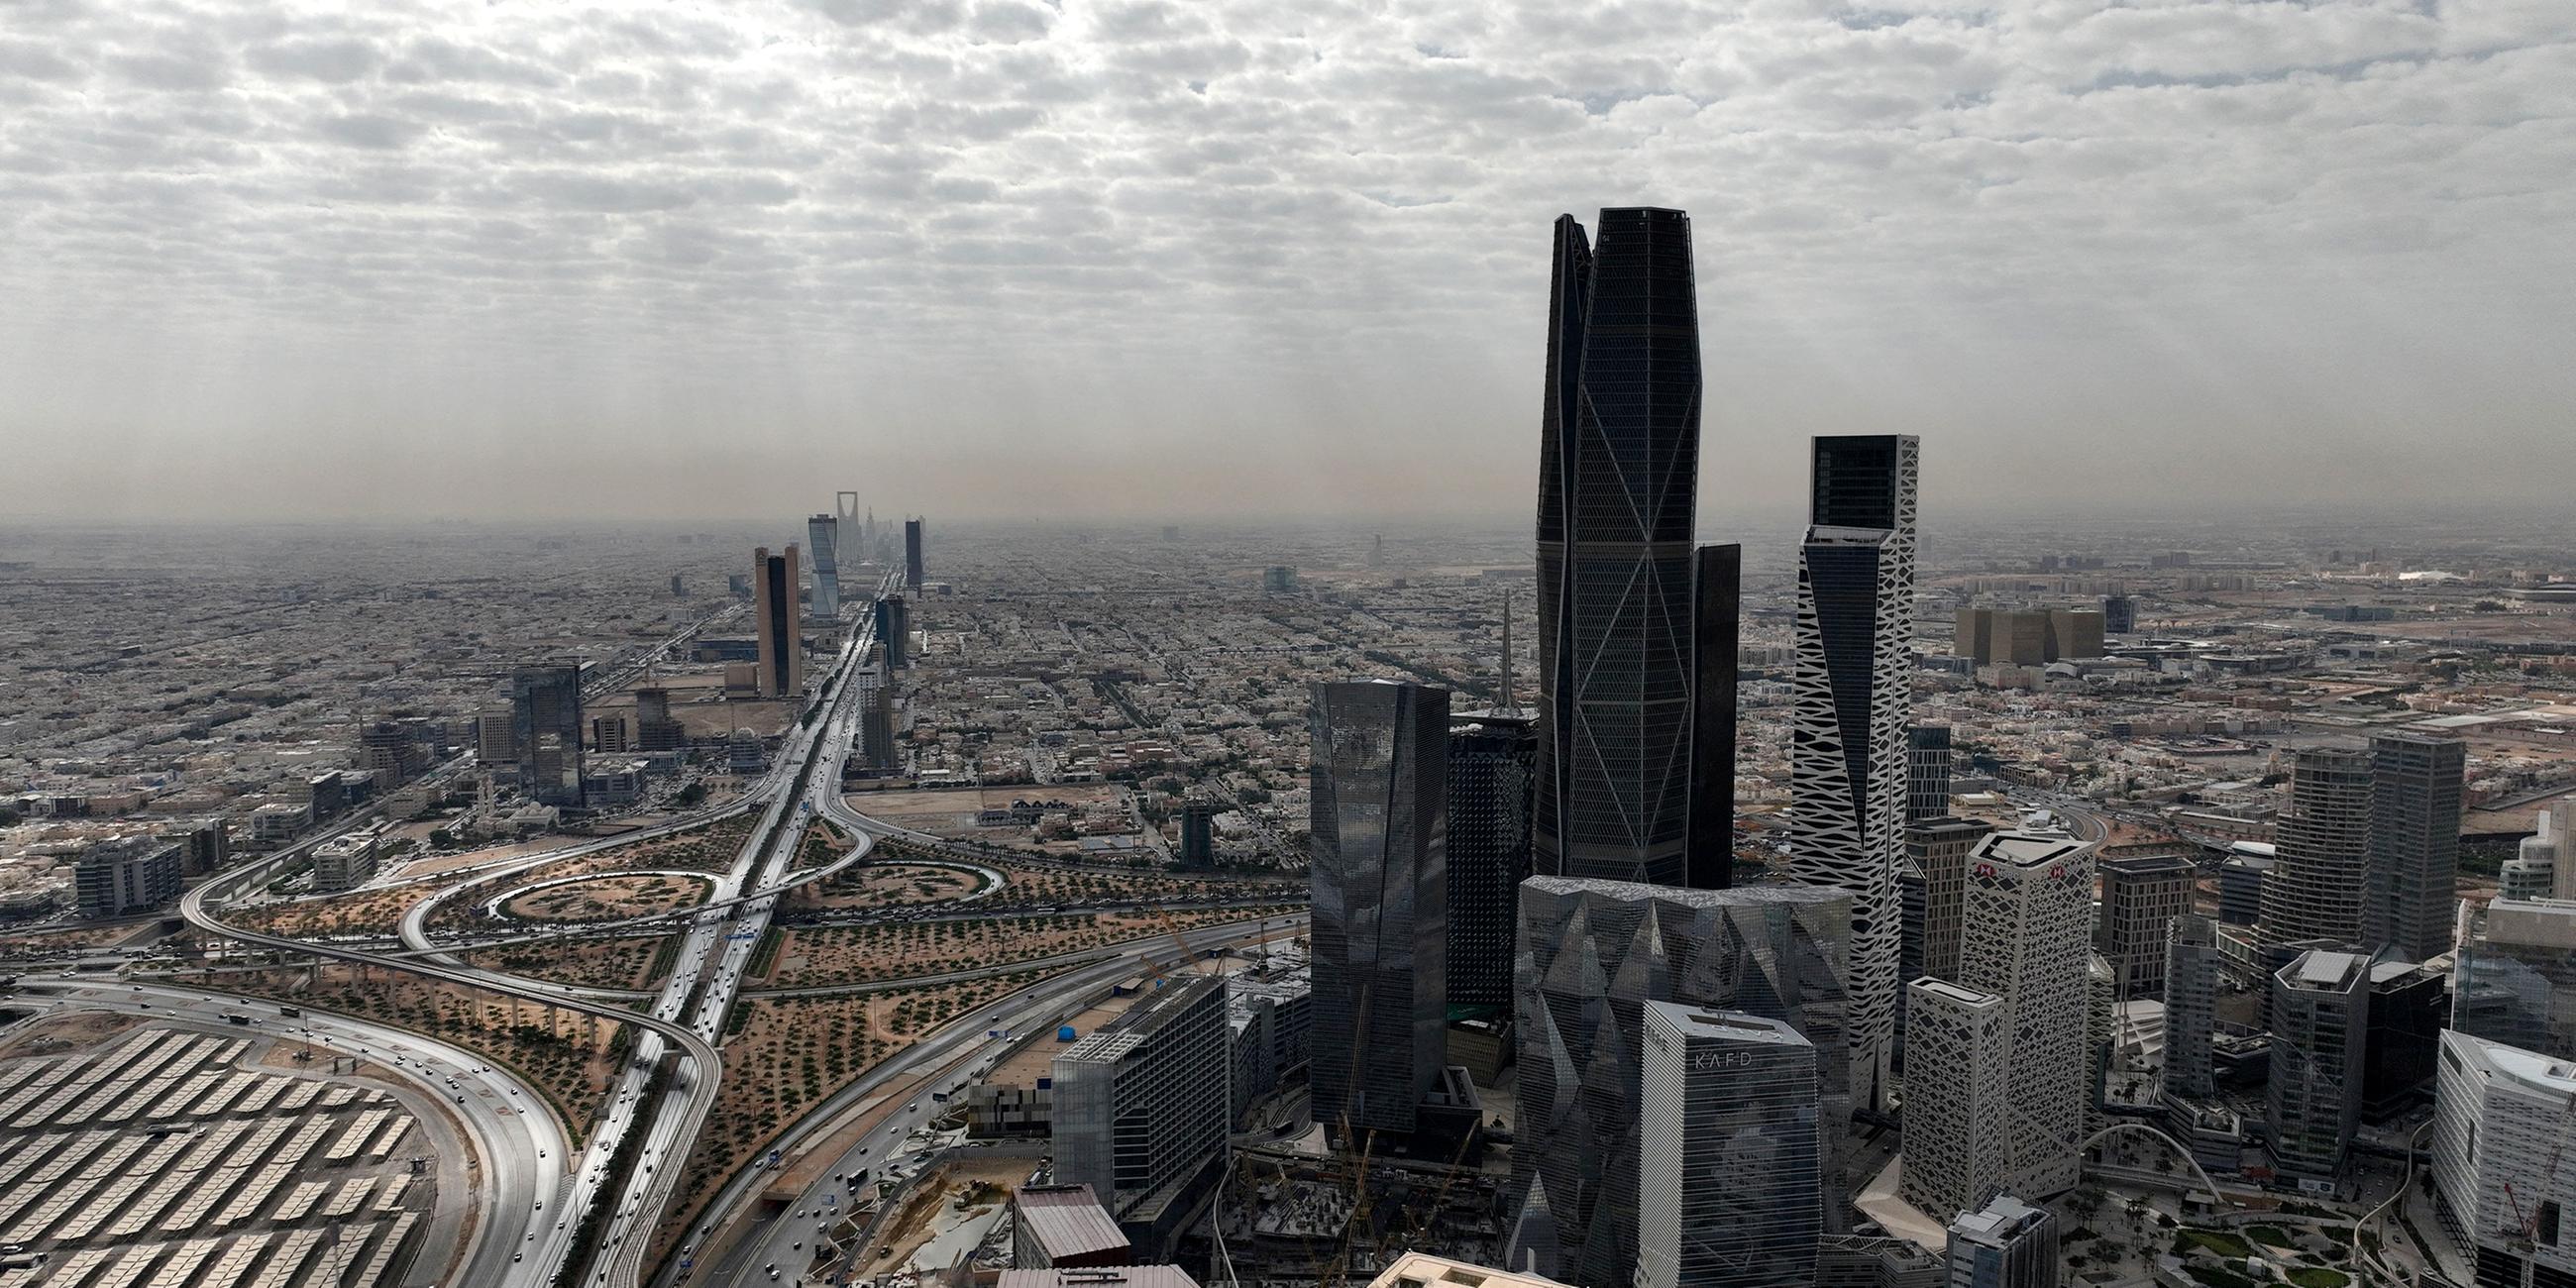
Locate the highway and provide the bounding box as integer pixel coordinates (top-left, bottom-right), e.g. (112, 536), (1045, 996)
(13, 976), (573, 1288)
(169, 585), (885, 1288)
(173, 565), (1303, 1288)
(692, 912), (1308, 1288)
(183, 838), (735, 1288)
(587, 575), (895, 1288)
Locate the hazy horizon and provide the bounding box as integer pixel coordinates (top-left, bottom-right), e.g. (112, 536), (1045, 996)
(4, 0), (2571, 523)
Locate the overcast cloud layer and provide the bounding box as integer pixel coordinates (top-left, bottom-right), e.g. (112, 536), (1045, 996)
(1, 0), (2570, 523)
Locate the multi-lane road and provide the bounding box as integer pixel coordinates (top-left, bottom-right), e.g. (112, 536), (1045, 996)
(695, 912), (1308, 1288)
(178, 578), (886, 1288)
(161, 567), (1310, 1288)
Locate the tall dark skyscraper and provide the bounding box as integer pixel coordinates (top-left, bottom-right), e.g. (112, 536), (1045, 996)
(2369, 731), (2466, 962)
(1532, 207), (1734, 889)
(1691, 544), (1741, 889)
(1785, 433), (1920, 1116)
(904, 517), (925, 590)
(510, 663), (586, 807)
(875, 593), (910, 670)
(1309, 680), (1449, 1142)
(1445, 713), (1535, 1013)
(753, 544), (804, 698)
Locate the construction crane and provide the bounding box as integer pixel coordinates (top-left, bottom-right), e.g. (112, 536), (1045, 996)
(2500, 1086), (2576, 1248)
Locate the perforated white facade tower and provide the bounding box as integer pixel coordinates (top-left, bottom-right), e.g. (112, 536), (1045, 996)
(1785, 434), (1919, 1115)
(1955, 825), (2098, 1200)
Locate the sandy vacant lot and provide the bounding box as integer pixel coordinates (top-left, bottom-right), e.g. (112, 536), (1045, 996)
(0, 1008), (148, 1058)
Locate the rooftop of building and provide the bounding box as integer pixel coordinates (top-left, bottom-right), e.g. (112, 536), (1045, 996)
(2100, 851), (2197, 876)
(1645, 1002), (1810, 1047)
(2282, 949), (2370, 992)
(998, 1267), (1202, 1288)
(1970, 826), (2097, 871)
(1058, 973), (1221, 1064)
(1907, 977), (2003, 1008)
(2446, 1029), (2576, 1092)
(1950, 1195), (2051, 1242)
(1013, 1185), (1129, 1262)
(1519, 875), (1852, 909)
(1367, 1252), (1568, 1288)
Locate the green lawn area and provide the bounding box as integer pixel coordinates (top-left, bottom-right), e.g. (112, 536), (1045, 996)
(2285, 1270), (2350, 1288)
(2179, 1230), (2257, 1259)
(2247, 1226), (2300, 1249)
(2187, 1265), (2261, 1288)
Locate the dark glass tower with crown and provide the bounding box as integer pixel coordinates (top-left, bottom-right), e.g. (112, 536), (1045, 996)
(1534, 207), (1731, 889)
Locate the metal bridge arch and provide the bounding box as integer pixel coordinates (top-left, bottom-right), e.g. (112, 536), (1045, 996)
(2080, 1121), (2224, 1200)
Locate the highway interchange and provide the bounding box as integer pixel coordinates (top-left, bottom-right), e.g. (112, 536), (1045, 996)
(10, 570), (1304, 1288)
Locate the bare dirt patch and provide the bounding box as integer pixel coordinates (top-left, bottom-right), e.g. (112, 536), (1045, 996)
(502, 873), (711, 923)
(0, 922), (148, 957)
(219, 962), (627, 1143)
(0, 1008), (148, 1057)
(762, 909), (1262, 989)
(788, 863), (982, 913)
(457, 935), (678, 992)
(654, 967), (1062, 1262)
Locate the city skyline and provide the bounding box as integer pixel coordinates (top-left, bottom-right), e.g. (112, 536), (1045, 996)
(4, 3), (2572, 522)
(0, 0), (2571, 1273)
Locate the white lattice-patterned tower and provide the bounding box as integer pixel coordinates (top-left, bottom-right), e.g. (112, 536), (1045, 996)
(1784, 434), (1919, 1114)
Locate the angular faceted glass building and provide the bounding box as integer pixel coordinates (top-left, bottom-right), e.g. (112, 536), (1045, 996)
(1508, 878), (1852, 1288)
(805, 512), (842, 619)
(1533, 207), (1713, 889)
(1308, 680), (1449, 1142)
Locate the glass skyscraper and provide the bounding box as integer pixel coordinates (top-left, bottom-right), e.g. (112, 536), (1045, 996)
(2262, 746), (2375, 952)
(1532, 207), (1734, 889)
(1446, 715), (1535, 1014)
(2369, 731), (2466, 962)
(1636, 1004), (1822, 1288)
(510, 663), (585, 807)
(1308, 680), (1449, 1142)
(2453, 898), (2576, 1060)
(1785, 434), (1919, 1115)
(1509, 878), (1852, 1288)
(805, 512), (842, 619)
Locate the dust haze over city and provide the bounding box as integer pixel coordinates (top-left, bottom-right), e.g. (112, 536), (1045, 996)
(5, 5), (2576, 1288)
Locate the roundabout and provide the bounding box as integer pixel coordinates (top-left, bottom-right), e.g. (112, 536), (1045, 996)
(488, 869), (717, 923)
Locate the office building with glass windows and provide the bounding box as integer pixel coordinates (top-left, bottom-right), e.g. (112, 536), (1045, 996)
(1531, 207), (1735, 892)
(1508, 878), (1852, 1288)
(1636, 1004), (1822, 1288)
(510, 663), (586, 806)
(1308, 680), (1449, 1142)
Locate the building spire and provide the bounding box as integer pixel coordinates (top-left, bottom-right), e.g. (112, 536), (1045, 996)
(1498, 589), (1520, 717)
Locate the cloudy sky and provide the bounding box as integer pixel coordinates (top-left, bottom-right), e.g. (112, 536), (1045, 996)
(2, 0), (2570, 524)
